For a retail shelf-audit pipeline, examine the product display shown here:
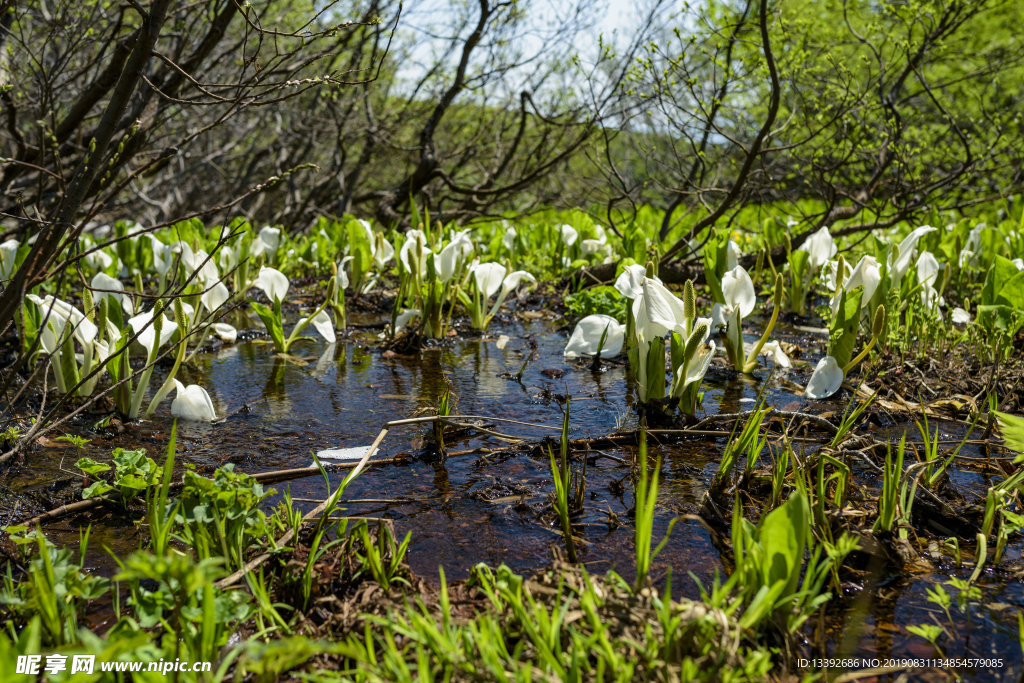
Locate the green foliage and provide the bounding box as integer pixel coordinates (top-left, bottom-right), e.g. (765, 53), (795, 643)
(564, 285), (626, 321)
(76, 448), (159, 506)
(828, 285), (864, 369)
(174, 464), (276, 572)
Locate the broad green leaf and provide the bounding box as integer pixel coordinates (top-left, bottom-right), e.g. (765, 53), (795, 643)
(82, 481), (114, 499)
(996, 411), (1024, 463)
(250, 301), (285, 349)
(75, 458), (111, 476)
(995, 270), (1024, 309)
(829, 285), (863, 368)
(982, 256), (1020, 307)
(788, 248), (809, 280)
(757, 489), (809, 600)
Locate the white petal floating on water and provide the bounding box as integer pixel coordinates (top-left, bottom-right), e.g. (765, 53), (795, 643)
(317, 446), (379, 461)
(496, 335), (510, 350)
(171, 379), (217, 421)
(805, 356), (844, 399)
(564, 314), (625, 359)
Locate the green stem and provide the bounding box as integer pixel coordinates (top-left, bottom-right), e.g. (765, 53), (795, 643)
(843, 333), (878, 375)
(283, 296), (331, 354)
(743, 299), (781, 373)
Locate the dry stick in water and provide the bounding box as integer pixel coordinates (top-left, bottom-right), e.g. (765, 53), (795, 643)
(691, 408), (839, 434)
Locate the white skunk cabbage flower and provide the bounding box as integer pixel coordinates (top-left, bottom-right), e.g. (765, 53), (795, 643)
(916, 251), (942, 312)
(798, 226), (837, 270)
(828, 256), (881, 315)
(1013, 258), (1024, 271)
(211, 323), (237, 343)
(674, 336), (716, 395)
(434, 234), (470, 283)
(888, 225), (937, 286)
(958, 223), (985, 268)
(399, 229), (429, 277)
(149, 235), (173, 276)
(471, 262), (507, 300)
(27, 294), (98, 348)
(1, 239), (20, 279)
(219, 243), (237, 271)
(488, 270), (536, 317)
(559, 224), (578, 247)
(255, 266), (289, 304)
(581, 226), (608, 256)
(564, 314), (625, 359)
(171, 379), (217, 421)
(805, 356), (844, 399)
(91, 272), (124, 306)
(83, 248), (113, 273)
(951, 308), (971, 325)
(726, 240), (743, 271)
(710, 266), (756, 328)
(296, 309), (336, 343)
(502, 226), (517, 252)
(201, 280), (231, 314)
(760, 340), (792, 368)
(614, 263), (661, 300)
(392, 309), (421, 335)
(128, 309), (178, 357)
(250, 226), (281, 259)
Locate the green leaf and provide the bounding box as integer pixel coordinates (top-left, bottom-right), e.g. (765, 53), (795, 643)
(788, 248), (809, 280)
(982, 256), (1020, 307)
(251, 301), (285, 350)
(907, 624), (943, 643)
(757, 489), (809, 601)
(347, 219), (373, 290)
(997, 412), (1024, 462)
(82, 481), (114, 499)
(995, 270), (1024, 309)
(75, 458), (111, 476)
(829, 285), (863, 368)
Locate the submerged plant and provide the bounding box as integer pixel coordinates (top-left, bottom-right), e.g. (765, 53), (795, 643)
(548, 399), (579, 562)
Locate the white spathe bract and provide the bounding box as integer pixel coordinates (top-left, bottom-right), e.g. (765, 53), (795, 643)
(958, 224), (985, 268)
(502, 226), (517, 252)
(301, 309), (336, 343)
(726, 240), (742, 271)
(614, 263), (661, 300)
(805, 356), (844, 399)
(91, 272), (124, 306)
(255, 266), (289, 304)
(559, 224), (578, 247)
(710, 265), (755, 327)
(393, 309), (421, 335)
(676, 337), (716, 391)
(149, 235), (172, 275)
(211, 323), (237, 343)
(580, 225), (608, 256)
(633, 278), (690, 339)
(916, 251), (942, 311)
(799, 226), (837, 270)
(472, 262), (506, 300)
(27, 294), (98, 346)
(760, 340), (792, 368)
(434, 239), (464, 283)
(888, 225), (938, 286)
(1013, 258), (1024, 271)
(564, 314), (625, 359)
(0, 239), (19, 279)
(128, 309), (178, 356)
(257, 226), (282, 257)
(399, 230), (429, 276)
(201, 281), (230, 313)
(83, 248), (113, 273)
(171, 379), (217, 421)
(829, 256), (881, 315)
(952, 308), (971, 325)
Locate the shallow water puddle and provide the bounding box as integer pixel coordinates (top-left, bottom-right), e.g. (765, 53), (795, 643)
(14, 316), (1024, 681)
